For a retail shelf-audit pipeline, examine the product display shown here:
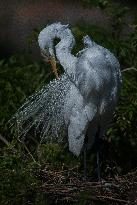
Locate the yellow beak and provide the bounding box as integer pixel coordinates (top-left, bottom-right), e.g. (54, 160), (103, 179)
(50, 57), (60, 80)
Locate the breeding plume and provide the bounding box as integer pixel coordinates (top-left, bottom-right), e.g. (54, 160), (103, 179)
(13, 22), (122, 157)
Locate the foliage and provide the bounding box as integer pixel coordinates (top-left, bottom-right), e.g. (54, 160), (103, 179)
(37, 143), (80, 166)
(105, 70), (137, 173)
(0, 141), (38, 205)
(81, 0), (108, 9)
(0, 54), (55, 137)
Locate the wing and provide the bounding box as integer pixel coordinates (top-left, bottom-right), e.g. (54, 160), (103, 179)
(68, 102), (97, 156)
(66, 85), (97, 156)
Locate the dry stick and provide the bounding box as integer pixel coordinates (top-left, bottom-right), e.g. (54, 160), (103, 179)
(122, 67), (137, 72)
(37, 169), (135, 204)
(97, 195), (130, 204)
(125, 169), (137, 177)
(0, 134), (9, 145)
(40, 186), (129, 204)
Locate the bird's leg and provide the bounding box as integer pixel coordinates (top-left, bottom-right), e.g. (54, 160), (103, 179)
(83, 143), (87, 180)
(95, 127), (101, 182)
(96, 146), (101, 182)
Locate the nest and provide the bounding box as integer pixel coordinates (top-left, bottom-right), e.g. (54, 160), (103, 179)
(33, 164), (137, 204)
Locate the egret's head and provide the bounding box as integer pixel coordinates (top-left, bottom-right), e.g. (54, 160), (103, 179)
(38, 22), (69, 79)
(38, 22), (69, 59)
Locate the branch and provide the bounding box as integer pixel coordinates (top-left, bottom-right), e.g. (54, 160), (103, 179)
(122, 67), (137, 72)
(0, 134), (9, 145)
(97, 195), (130, 204)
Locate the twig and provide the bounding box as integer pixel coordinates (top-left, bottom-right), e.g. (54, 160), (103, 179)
(97, 195), (130, 204)
(18, 139), (40, 165)
(0, 134), (9, 145)
(124, 169), (137, 177)
(122, 67), (137, 72)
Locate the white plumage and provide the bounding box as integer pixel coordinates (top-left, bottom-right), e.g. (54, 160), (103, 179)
(14, 22), (122, 157)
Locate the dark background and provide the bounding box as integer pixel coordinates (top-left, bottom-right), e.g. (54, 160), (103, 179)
(0, 0), (136, 58)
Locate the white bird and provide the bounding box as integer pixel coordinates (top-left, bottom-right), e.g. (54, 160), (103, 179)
(13, 23), (122, 174)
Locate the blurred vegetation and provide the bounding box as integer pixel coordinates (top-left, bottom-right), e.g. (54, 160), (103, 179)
(0, 0), (137, 204)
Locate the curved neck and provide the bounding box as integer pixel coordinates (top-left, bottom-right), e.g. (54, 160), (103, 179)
(55, 28), (77, 77)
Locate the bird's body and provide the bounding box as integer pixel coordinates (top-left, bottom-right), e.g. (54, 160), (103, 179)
(14, 23), (122, 157)
(60, 42), (121, 156)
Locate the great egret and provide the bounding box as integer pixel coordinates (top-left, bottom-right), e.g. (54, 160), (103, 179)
(13, 22), (122, 179)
